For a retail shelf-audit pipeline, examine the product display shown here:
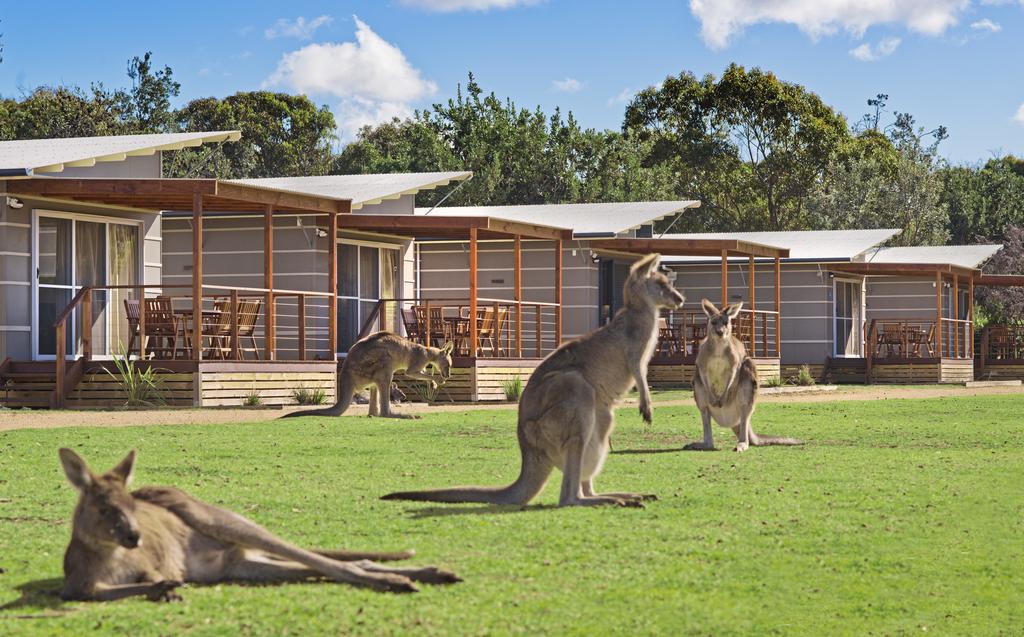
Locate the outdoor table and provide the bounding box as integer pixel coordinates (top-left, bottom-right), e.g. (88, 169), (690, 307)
(176, 309), (228, 358)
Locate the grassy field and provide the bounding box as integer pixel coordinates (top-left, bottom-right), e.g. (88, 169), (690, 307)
(1, 395), (1022, 636)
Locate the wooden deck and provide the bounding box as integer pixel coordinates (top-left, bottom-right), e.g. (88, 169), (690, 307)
(0, 360), (337, 409)
(826, 356), (974, 384)
(648, 357), (782, 389)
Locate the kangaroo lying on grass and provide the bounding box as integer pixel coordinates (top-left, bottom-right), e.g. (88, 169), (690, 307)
(58, 448), (460, 601)
(283, 332), (453, 419)
(382, 253), (684, 507)
(686, 299), (804, 452)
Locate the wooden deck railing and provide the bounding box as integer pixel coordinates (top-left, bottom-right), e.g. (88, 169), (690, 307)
(48, 283), (334, 407)
(654, 308), (780, 359)
(864, 318), (972, 360)
(978, 325), (1024, 376)
(358, 297), (561, 359)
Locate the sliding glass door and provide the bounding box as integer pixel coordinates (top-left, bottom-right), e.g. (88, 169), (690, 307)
(336, 242), (399, 354)
(34, 213), (140, 360)
(833, 278), (865, 358)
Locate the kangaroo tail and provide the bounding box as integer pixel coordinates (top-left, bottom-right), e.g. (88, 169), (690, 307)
(381, 444), (551, 505)
(279, 365), (357, 419)
(750, 433), (804, 446)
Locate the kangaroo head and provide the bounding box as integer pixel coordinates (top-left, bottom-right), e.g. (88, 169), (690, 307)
(624, 253), (686, 311)
(701, 299), (743, 340)
(59, 448), (142, 550)
(428, 341), (455, 381)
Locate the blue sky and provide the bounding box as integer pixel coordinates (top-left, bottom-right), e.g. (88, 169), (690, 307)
(0, 0), (1022, 163)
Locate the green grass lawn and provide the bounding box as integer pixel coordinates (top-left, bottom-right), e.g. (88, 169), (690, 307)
(1, 395), (1022, 636)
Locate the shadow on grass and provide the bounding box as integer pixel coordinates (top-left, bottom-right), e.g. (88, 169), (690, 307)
(401, 503), (558, 519)
(611, 446), (688, 455)
(0, 577), (70, 617)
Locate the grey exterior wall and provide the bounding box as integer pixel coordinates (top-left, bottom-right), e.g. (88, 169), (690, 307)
(865, 276), (943, 322)
(56, 153), (162, 179)
(354, 194), (414, 215)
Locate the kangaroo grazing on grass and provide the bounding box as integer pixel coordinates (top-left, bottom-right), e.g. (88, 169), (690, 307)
(686, 299), (804, 452)
(58, 448), (460, 602)
(382, 253), (684, 507)
(282, 332), (454, 419)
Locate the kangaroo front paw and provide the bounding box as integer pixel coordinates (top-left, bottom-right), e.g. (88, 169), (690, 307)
(148, 580), (184, 602)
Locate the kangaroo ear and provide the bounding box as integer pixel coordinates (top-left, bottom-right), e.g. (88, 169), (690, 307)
(701, 298), (719, 317)
(631, 253), (661, 278)
(726, 302), (744, 318)
(441, 341), (455, 355)
(109, 449), (137, 486)
(59, 448), (94, 491)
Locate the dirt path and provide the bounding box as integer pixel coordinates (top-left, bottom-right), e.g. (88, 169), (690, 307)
(2, 384), (1023, 432)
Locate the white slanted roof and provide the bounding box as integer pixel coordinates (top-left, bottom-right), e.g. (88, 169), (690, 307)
(415, 200), (700, 236)
(232, 172), (472, 210)
(862, 244), (1003, 269)
(660, 229), (900, 263)
(0, 131), (241, 174)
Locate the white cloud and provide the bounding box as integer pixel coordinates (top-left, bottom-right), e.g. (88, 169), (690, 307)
(265, 17), (436, 140)
(335, 98), (415, 142)
(690, 0), (969, 49)
(849, 37), (902, 61)
(552, 78), (583, 93)
(607, 87), (635, 107)
(970, 18), (1002, 32)
(265, 15), (334, 40)
(1014, 103), (1024, 125)
(399, 0), (540, 11)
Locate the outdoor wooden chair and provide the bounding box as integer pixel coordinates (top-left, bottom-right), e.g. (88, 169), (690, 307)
(414, 305), (449, 347)
(401, 307), (425, 344)
(878, 323), (904, 358)
(142, 297), (182, 359)
(908, 323), (935, 358)
(203, 298), (235, 359)
(123, 299), (140, 357)
(467, 306), (505, 357)
(989, 326), (1011, 359)
(656, 317), (679, 357)
(235, 298), (263, 360)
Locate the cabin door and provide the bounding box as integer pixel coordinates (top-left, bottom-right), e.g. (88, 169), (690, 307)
(833, 278), (865, 358)
(33, 212), (141, 360)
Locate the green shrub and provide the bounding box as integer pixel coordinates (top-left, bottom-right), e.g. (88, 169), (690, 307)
(243, 387), (263, 407)
(292, 387), (327, 405)
(762, 375), (785, 388)
(102, 353), (166, 407)
(795, 365), (817, 386)
(501, 375), (524, 402)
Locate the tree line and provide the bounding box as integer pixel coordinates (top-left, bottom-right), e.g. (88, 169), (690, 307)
(4, 54), (1024, 249)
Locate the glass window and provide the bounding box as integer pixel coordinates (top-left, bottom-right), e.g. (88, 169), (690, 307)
(338, 243), (359, 298)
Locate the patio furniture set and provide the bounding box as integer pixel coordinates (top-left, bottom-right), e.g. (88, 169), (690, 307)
(400, 305), (509, 357)
(124, 297), (264, 360)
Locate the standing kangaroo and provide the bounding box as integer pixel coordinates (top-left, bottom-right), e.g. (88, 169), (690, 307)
(283, 332), (454, 419)
(58, 448), (460, 602)
(382, 253), (684, 507)
(686, 299), (804, 452)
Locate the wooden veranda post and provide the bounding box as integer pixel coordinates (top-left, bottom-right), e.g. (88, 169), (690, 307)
(935, 270), (943, 358)
(469, 226), (478, 357)
(774, 256), (781, 359)
(968, 275), (975, 359)
(721, 249), (729, 307)
(953, 273), (959, 357)
(328, 211), (338, 360)
(192, 192), (203, 362)
(264, 204), (275, 360)
(748, 255), (756, 355)
(554, 239), (563, 348)
(514, 235), (522, 357)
